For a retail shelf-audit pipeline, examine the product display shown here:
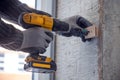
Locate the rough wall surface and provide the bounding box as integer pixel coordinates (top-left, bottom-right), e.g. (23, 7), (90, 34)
(103, 0), (120, 80)
(56, 0), (99, 80)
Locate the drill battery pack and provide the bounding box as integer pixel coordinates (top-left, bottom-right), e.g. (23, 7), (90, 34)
(24, 55), (56, 73)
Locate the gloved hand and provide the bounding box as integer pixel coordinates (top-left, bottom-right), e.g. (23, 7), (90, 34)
(20, 27), (53, 54)
(57, 15), (91, 42)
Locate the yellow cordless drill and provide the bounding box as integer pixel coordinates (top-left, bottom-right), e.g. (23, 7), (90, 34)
(18, 13), (59, 73)
(18, 12), (74, 73)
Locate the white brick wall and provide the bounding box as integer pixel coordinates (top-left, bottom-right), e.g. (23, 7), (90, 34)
(56, 0), (99, 80)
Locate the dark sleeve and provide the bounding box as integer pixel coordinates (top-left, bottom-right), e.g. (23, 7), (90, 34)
(0, 0), (51, 25)
(0, 18), (23, 50)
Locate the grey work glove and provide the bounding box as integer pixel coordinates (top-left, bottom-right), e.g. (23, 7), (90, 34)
(20, 27), (53, 54)
(0, 18), (23, 50)
(57, 15), (90, 42)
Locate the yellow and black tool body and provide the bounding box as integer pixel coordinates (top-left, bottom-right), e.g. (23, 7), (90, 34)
(24, 54), (56, 73)
(21, 13), (54, 30)
(18, 12), (58, 73)
(19, 12), (70, 32)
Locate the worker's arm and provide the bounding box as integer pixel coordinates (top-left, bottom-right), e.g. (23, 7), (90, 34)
(0, 18), (53, 53)
(0, 0), (51, 25)
(0, 18), (23, 50)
